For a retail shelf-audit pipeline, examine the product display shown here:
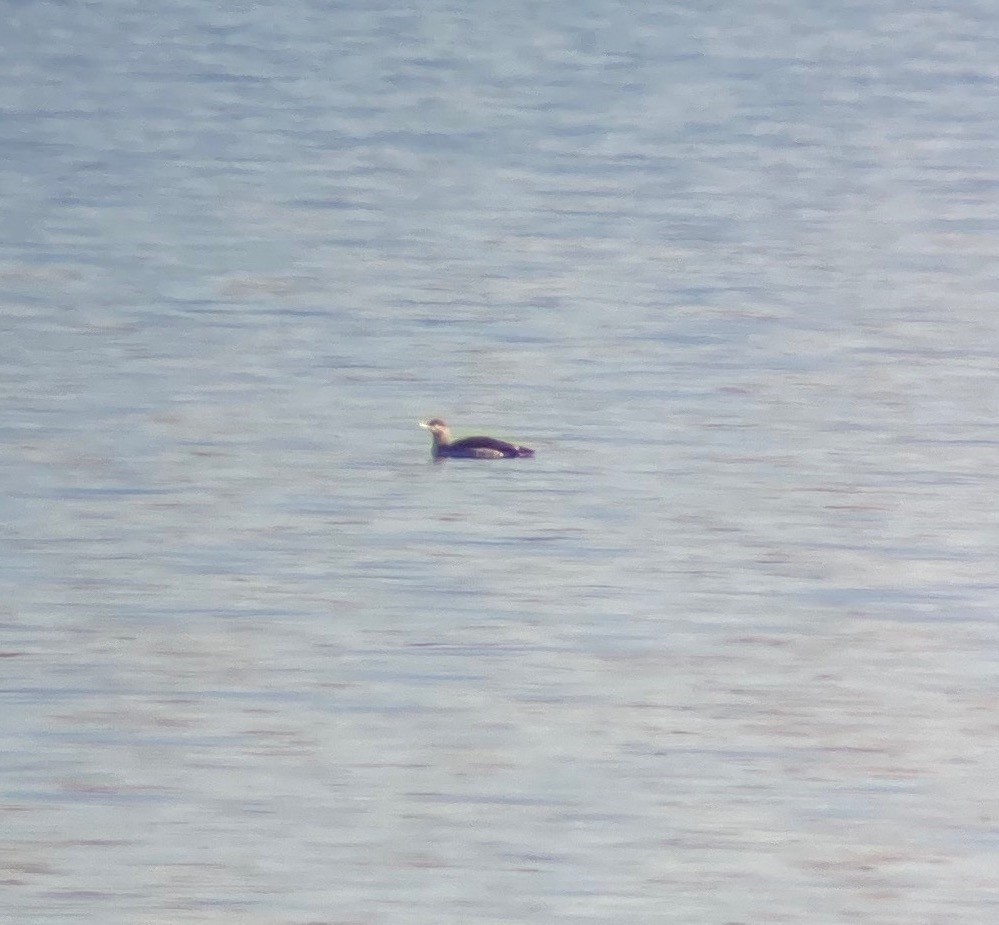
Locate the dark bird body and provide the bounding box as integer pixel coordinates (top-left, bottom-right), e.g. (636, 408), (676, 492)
(420, 418), (534, 460)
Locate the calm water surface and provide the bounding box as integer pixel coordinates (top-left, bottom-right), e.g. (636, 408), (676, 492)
(4, 1), (999, 923)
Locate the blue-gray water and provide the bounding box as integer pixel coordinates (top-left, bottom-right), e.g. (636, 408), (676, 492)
(4, 1), (999, 922)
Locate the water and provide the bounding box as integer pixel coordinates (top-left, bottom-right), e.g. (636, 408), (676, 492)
(3, 1), (999, 922)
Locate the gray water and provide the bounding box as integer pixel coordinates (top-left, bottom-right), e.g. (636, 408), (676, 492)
(4, 1), (999, 922)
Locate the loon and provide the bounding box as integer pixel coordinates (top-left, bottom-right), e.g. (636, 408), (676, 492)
(419, 418), (535, 460)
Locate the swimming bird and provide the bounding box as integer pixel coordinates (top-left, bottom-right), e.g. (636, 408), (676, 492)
(419, 418), (535, 459)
